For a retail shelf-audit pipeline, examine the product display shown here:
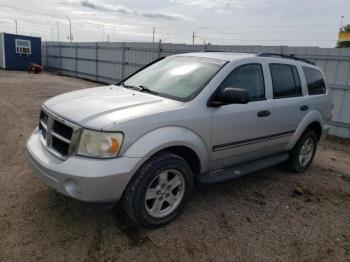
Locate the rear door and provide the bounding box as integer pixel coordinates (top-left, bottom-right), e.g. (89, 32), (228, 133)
(267, 63), (309, 153)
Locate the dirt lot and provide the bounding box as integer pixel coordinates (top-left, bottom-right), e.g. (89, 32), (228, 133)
(0, 70), (350, 262)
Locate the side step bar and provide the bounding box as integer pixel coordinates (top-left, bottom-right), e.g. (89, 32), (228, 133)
(197, 153), (289, 184)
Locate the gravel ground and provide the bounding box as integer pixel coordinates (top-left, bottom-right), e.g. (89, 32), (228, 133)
(1, 70), (350, 262)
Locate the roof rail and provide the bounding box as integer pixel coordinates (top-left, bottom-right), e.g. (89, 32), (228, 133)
(201, 50), (226, 52)
(256, 52), (315, 65)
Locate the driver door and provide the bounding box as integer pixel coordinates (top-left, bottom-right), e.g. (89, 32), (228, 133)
(210, 63), (273, 170)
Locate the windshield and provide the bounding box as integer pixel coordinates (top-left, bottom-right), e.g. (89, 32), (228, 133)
(122, 56), (226, 101)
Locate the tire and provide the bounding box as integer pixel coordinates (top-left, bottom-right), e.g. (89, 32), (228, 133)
(122, 152), (194, 228)
(287, 129), (318, 173)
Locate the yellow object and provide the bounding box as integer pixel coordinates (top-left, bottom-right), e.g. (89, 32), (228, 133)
(338, 32), (350, 42)
(109, 137), (119, 154)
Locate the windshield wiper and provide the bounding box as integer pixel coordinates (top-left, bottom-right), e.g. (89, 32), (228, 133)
(120, 82), (137, 90)
(120, 82), (159, 95)
(138, 85), (159, 95)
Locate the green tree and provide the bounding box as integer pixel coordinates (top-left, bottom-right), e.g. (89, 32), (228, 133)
(337, 24), (350, 48)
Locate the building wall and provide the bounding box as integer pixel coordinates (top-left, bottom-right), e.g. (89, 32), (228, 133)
(0, 33), (5, 69)
(4, 33), (41, 70)
(42, 42), (350, 139)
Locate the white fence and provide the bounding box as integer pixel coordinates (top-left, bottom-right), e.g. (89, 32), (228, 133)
(42, 42), (350, 139)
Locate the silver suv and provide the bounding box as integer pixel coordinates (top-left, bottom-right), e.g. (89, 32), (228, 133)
(27, 52), (332, 228)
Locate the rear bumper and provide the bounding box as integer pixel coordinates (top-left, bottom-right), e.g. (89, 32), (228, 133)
(26, 129), (142, 202)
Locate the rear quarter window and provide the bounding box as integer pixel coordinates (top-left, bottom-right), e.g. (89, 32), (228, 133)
(303, 67), (326, 95)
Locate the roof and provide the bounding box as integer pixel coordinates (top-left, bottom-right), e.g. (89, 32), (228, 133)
(177, 51), (316, 66)
(0, 32), (41, 40)
(177, 52), (255, 61)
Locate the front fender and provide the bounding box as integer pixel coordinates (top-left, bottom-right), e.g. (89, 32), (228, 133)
(286, 110), (324, 150)
(123, 126), (210, 173)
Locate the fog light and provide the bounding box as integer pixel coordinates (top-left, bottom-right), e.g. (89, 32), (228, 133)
(64, 179), (81, 196)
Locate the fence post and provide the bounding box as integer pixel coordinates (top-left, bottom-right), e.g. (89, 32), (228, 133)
(95, 42), (98, 81)
(158, 39), (162, 58)
(59, 42), (62, 74)
(45, 41), (48, 70)
(279, 45), (284, 55)
(75, 42), (78, 78)
(121, 42), (125, 80)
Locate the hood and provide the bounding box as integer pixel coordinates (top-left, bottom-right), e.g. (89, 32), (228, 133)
(44, 85), (182, 129)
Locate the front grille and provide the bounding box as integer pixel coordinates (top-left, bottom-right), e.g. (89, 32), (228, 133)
(38, 108), (79, 159)
(52, 136), (70, 155)
(40, 111), (48, 125)
(39, 111), (48, 140)
(39, 122), (47, 138)
(53, 120), (73, 140)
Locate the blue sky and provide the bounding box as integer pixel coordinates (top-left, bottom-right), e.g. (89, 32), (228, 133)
(0, 0), (349, 47)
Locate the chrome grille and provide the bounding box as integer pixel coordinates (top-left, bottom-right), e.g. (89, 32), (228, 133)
(38, 108), (80, 159)
(52, 136), (70, 155)
(53, 121), (73, 140)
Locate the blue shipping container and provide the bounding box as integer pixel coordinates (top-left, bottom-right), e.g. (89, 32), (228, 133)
(0, 32), (41, 70)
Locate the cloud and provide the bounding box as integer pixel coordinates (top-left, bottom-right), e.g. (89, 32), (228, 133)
(79, 0), (192, 20)
(80, 0), (132, 14)
(168, 0), (270, 9)
(214, 9), (231, 15)
(0, 0), (347, 47)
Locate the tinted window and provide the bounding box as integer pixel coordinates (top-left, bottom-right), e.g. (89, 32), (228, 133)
(219, 64), (265, 101)
(270, 64), (302, 98)
(303, 67), (326, 95)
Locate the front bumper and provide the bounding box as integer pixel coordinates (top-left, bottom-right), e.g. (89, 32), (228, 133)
(26, 129), (142, 202)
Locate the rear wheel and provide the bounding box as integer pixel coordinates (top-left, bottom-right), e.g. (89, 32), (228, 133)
(287, 130), (318, 173)
(122, 152), (193, 228)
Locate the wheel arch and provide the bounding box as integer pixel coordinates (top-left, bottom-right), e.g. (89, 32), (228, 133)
(155, 146), (201, 176)
(123, 126), (210, 175)
(286, 110), (324, 150)
(307, 121), (322, 141)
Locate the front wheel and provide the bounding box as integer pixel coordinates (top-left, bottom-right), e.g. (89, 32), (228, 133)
(287, 130), (318, 173)
(122, 152), (193, 228)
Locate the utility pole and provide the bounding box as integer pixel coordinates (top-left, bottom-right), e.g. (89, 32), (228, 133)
(107, 34), (110, 42)
(339, 15), (344, 31)
(152, 27), (156, 60)
(56, 21), (60, 41)
(51, 28), (54, 41)
(192, 31), (195, 46)
(65, 16), (72, 42)
(14, 20), (17, 34)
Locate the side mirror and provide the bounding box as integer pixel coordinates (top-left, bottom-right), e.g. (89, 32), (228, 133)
(220, 87), (250, 105)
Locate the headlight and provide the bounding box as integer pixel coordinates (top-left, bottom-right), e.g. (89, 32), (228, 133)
(77, 129), (123, 158)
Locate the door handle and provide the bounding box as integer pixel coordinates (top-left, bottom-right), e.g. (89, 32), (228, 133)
(300, 105), (309, 111)
(257, 110), (271, 117)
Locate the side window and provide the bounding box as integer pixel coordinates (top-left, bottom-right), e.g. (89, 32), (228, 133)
(303, 67), (326, 95)
(219, 64), (265, 101)
(269, 64), (302, 99)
